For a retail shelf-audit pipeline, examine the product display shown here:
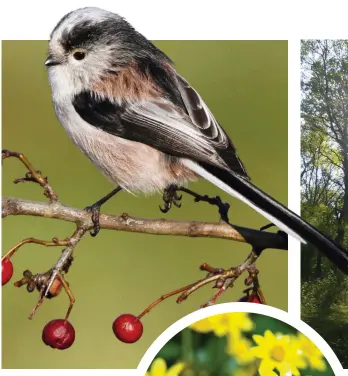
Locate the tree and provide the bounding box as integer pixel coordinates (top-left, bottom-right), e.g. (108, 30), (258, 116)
(302, 40), (348, 246)
(301, 39), (348, 367)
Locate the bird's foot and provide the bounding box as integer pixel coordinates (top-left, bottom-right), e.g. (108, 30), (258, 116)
(194, 194), (230, 223)
(84, 204), (102, 237)
(84, 186), (122, 237)
(179, 187), (230, 223)
(160, 184), (182, 213)
(159, 185), (231, 223)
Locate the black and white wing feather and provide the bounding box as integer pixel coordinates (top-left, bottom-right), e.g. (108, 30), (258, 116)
(175, 74), (249, 177)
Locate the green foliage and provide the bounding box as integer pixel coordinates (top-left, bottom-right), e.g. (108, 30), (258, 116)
(302, 270), (346, 318)
(301, 39), (348, 368)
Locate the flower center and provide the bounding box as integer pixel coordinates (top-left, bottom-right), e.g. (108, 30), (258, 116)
(270, 346), (285, 362)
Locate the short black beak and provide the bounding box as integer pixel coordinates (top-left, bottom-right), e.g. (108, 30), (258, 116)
(45, 56), (60, 67)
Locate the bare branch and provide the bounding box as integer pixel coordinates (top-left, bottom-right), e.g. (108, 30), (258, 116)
(2, 196), (287, 251)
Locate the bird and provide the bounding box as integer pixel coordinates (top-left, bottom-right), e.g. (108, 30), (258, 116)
(45, 7), (348, 273)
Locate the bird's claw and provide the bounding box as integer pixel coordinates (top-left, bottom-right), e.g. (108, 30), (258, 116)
(84, 204), (102, 237)
(160, 185), (182, 213)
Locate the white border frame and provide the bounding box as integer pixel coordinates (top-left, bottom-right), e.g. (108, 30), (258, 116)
(1, 0), (348, 375)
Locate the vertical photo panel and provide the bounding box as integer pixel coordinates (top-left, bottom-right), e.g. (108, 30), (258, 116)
(2, 37), (288, 369)
(301, 40), (348, 368)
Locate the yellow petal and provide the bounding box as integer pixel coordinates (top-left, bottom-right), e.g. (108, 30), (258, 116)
(227, 337), (254, 364)
(277, 363), (300, 376)
(290, 365), (300, 375)
(264, 330), (276, 342)
(258, 358), (276, 375)
(311, 357), (326, 371)
(295, 355), (307, 369)
(150, 358), (167, 376)
(277, 363), (290, 376)
(190, 318), (213, 333)
(230, 313), (253, 331)
(251, 345), (269, 358)
(214, 326), (229, 336)
(167, 362), (185, 376)
(253, 334), (265, 345)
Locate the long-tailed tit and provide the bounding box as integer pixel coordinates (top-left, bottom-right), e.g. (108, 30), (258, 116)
(45, 7), (348, 272)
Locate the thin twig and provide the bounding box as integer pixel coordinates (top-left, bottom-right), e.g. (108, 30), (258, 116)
(135, 249), (264, 320)
(2, 149), (58, 201)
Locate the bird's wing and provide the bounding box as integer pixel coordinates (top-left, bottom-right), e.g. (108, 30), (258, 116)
(72, 86), (248, 177)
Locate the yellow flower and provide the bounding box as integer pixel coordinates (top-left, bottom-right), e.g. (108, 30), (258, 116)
(295, 333), (326, 371)
(251, 330), (306, 376)
(227, 335), (255, 364)
(146, 358), (185, 376)
(190, 313), (253, 338)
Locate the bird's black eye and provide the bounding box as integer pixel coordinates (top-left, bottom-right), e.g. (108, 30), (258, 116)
(73, 50), (85, 61)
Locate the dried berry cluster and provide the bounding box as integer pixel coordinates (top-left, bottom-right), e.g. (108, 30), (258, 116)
(2, 257), (262, 349)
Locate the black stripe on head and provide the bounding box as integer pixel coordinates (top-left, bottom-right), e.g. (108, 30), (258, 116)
(57, 14), (173, 64)
(59, 19), (126, 52)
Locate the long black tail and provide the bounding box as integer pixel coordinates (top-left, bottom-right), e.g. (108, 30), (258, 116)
(183, 160), (348, 274)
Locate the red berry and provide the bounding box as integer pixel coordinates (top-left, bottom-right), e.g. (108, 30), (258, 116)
(249, 294), (262, 304)
(42, 319), (75, 350)
(113, 314), (143, 343)
(2, 258), (14, 286)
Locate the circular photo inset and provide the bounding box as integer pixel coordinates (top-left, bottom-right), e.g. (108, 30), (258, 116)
(143, 311), (338, 376)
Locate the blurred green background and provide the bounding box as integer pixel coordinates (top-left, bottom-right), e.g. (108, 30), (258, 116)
(2, 40), (288, 369)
